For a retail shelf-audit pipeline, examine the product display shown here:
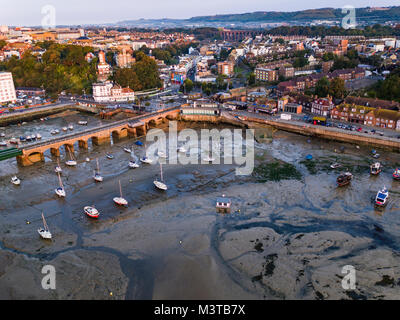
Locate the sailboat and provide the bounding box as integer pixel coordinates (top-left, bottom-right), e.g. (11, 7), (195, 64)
(38, 212), (52, 240)
(55, 158), (62, 173)
(84, 206), (99, 219)
(93, 158), (103, 182)
(11, 176), (21, 185)
(154, 163), (168, 191)
(113, 180), (128, 206)
(65, 146), (77, 166)
(55, 172), (66, 197)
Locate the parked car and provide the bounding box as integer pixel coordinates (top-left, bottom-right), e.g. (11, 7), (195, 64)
(357, 127), (362, 132)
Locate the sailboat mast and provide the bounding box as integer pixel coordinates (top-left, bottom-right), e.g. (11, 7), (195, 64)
(42, 213), (49, 231)
(96, 158), (100, 173)
(160, 163), (163, 182)
(119, 180), (122, 197)
(58, 172), (63, 188)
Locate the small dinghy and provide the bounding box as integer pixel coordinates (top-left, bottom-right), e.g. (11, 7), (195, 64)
(330, 163), (342, 169)
(393, 168), (400, 180)
(337, 172), (353, 187)
(113, 180), (128, 206)
(140, 156), (153, 164)
(305, 154), (313, 160)
(370, 162), (382, 175)
(135, 141), (143, 146)
(38, 213), (52, 240)
(129, 161), (139, 169)
(375, 186), (389, 207)
(373, 153), (380, 159)
(84, 206), (99, 219)
(11, 176), (20, 185)
(0, 133), (5, 137)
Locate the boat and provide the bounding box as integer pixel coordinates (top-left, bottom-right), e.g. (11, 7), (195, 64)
(9, 138), (18, 145)
(393, 168), (400, 180)
(19, 136), (26, 142)
(140, 156), (153, 164)
(93, 159), (103, 182)
(157, 151), (167, 158)
(129, 160), (139, 169)
(36, 133), (42, 139)
(65, 146), (77, 166)
(373, 154), (380, 159)
(38, 212), (52, 240)
(86, 157), (90, 162)
(154, 163), (168, 191)
(330, 163), (342, 169)
(84, 206), (99, 219)
(124, 147), (132, 153)
(135, 141), (143, 146)
(55, 158), (62, 173)
(0, 133), (5, 138)
(55, 172), (66, 197)
(370, 162), (382, 175)
(78, 120), (88, 125)
(68, 124), (74, 131)
(106, 153), (114, 159)
(337, 172), (353, 187)
(11, 176), (20, 185)
(0, 141), (7, 147)
(375, 186), (389, 207)
(305, 154), (313, 160)
(62, 127), (68, 132)
(177, 146), (187, 153)
(113, 180), (128, 206)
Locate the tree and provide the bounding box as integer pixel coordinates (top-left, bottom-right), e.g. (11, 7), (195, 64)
(247, 73), (256, 86)
(293, 56), (308, 68)
(315, 77), (330, 98)
(328, 77), (346, 99)
(183, 79), (194, 93)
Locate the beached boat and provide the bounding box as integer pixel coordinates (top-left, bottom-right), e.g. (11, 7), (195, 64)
(124, 147), (132, 153)
(65, 146), (77, 166)
(62, 127), (68, 132)
(38, 213), (52, 240)
(9, 138), (18, 145)
(93, 159), (103, 182)
(113, 180), (128, 206)
(375, 186), (389, 207)
(373, 153), (380, 159)
(154, 163), (167, 191)
(140, 156), (153, 164)
(330, 163), (342, 169)
(55, 172), (66, 197)
(0, 133), (5, 137)
(393, 168), (400, 180)
(337, 172), (353, 187)
(106, 153), (114, 159)
(84, 206), (99, 219)
(55, 158), (62, 174)
(370, 162), (382, 175)
(11, 176), (20, 185)
(157, 151), (167, 158)
(36, 133), (42, 140)
(129, 160), (139, 169)
(68, 124), (74, 131)
(0, 141), (7, 147)
(78, 120), (88, 125)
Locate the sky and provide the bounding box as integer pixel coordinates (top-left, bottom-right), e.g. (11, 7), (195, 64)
(0, 0), (399, 26)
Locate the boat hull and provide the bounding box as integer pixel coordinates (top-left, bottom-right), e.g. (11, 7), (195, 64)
(113, 197), (128, 206)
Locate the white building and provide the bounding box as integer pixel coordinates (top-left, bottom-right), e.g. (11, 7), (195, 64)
(0, 72), (16, 104)
(92, 82), (135, 103)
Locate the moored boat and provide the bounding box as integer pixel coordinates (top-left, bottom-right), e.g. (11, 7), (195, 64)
(11, 176), (20, 185)
(84, 206), (99, 219)
(370, 162), (382, 175)
(375, 186), (389, 207)
(337, 172), (353, 187)
(393, 168), (400, 180)
(140, 156), (153, 164)
(113, 180), (128, 206)
(129, 160), (139, 169)
(330, 163), (342, 169)
(154, 163), (168, 191)
(38, 212), (52, 240)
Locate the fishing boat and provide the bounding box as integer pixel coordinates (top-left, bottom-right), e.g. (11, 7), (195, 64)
(337, 172), (353, 187)
(38, 213), (52, 240)
(50, 130), (58, 135)
(86, 157), (90, 162)
(393, 168), (400, 180)
(55, 172), (66, 197)
(370, 162), (382, 175)
(129, 160), (139, 169)
(154, 163), (168, 191)
(93, 159), (103, 182)
(375, 186), (389, 207)
(11, 176), (20, 185)
(19, 136), (26, 142)
(330, 163), (342, 169)
(113, 180), (128, 206)
(177, 146), (187, 153)
(78, 120), (88, 125)
(106, 153), (114, 159)
(305, 154), (313, 160)
(135, 141), (143, 146)
(140, 156), (153, 164)
(65, 146), (77, 166)
(84, 206), (99, 219)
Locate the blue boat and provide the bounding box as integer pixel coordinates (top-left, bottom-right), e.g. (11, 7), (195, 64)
(135, 141), (144, 146)
(305, 154), (313, 160)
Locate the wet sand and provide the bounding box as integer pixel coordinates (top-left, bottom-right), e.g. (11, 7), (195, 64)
(1, 116), (400, 299)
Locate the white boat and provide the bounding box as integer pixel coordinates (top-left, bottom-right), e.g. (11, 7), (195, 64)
(330, 163), (342, 169)
(375, 186), (389, 207)
(78, 120), (88, 125)
(157, 151), (167, 158)
(65, 146), (77, 166)
(106, 153), (114, 159)
(124, 147), (132, 153)
(93, 159), (103, 182)
(68, 124), (74, 131)
(0, 141), (7, 147)
(62, 127), (68, 132)
(370, 162), (382, 175)
(86, 157), (90, 162)
(84, 206), (99, 219)
(11, 176), (20, 185)
(0, 133), (5, 137)
(38, 212), (52, 240)
(140, 156), (153, 164)
(55, 172), (66, 197)
(154, 163), (168, 191)
(113, 180), (128, 206)
(129, 161), (139, 169)
(177, 146), (187, 153)
(36, 133), (42, 139)
(55, 158), (62, 173)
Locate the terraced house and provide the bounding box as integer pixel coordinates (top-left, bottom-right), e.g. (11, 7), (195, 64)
(331, 104), (374, 124)
(364, 109), (400, 130)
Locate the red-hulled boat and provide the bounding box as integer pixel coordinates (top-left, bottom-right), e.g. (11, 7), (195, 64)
(337, 172), (353, 187)
(393, 168), (400, 180)
(84, 206), (99, 219)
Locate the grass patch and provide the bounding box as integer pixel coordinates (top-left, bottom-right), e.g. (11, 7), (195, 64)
(253, 161), (302, 182)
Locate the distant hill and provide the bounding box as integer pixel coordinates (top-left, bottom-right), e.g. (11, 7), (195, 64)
(117, 6), (400, 27)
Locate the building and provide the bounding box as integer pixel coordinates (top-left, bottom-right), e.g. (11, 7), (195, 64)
(311, 97), (335, 117)
(0, 72), (16, 104)
(116, 49), (135, 68)
(331, 104), (374, 123)
(284, 103), (302, 114)
(97, 51), (112, 82)
(92, 82), (135, 103)
(255, 67), (277, 82)
(364, 109), (400, 130)
(217, 61), (234, 77)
